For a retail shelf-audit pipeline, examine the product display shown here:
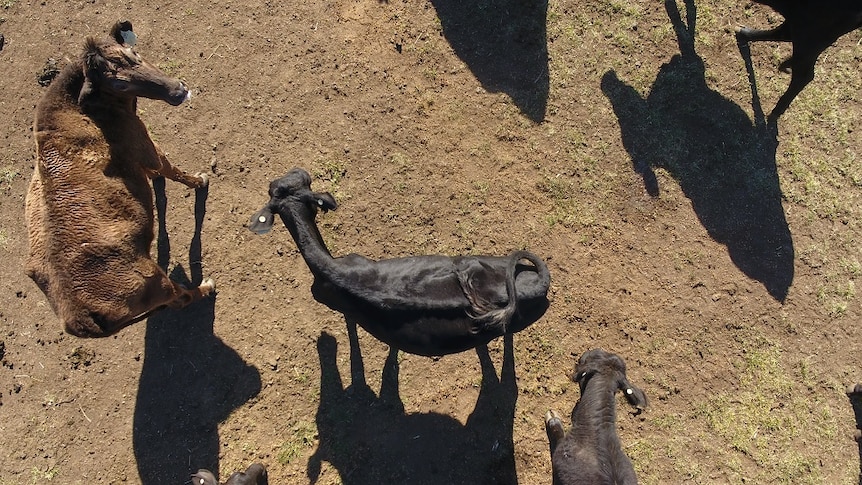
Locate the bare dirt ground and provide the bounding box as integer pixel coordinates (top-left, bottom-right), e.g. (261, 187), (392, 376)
(1, 0), (861, 484)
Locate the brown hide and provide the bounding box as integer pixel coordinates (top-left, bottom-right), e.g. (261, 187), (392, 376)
(24, 22), (213, 337)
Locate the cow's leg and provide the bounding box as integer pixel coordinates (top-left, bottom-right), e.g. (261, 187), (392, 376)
(131, 260), (215, 314)
(736, 21), (792, 43)
(150, 144), (208, 189)
(161, 276), (216, 309)
(769, 49), (817, 121)
(59, 262), (213, 337)
(545, 409), (566, 455)
(24, 171), (51, 294)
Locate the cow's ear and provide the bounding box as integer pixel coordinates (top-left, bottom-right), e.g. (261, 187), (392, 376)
(249, 206), (275, 234)
(79, 38), (106, 104)
(82, 37), (107, 75)
(110, 20), (136, 46)
(618, 378), (648, 411)
(190, 469), (218, 485)
(313, 192), (338, 212)
(573, 368), (596, 384)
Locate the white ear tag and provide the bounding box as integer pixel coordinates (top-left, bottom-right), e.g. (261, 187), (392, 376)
(626, 388), (633, 395)
(258, 215), (267, 223)
(317, 199), (324, 206)
(120, 30), (137, 46)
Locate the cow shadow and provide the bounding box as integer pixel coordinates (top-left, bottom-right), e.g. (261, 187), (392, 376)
(308, 322), (518, 484)
(133, 178), (262, 484)
(428, 0), (549, 122)
(600, 0), (793, 301)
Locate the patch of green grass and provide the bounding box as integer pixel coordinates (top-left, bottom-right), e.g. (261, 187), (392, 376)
(536, 176), (579, 228)
(816, 279), (855, 317)
(0, 229), (8, 249)
(277, 421), (317, 465)
(314, 159), (346, 185)
(777, 41), (862, 223)
(671, 451), (703, 482)
(291, 365), (311, 384)
(512, 326), (568, 398)
(608, 0), (642, 18)
(422, 66), (438, 82)
(841, 257), (862, 275)
(158, 59), (183, 76)
(388, 152), (412, 175)
(798, 235), (859, 316)
(650, 412), (682, 431)
(626, 438), (655, 475)
(536, 172), (612, 231)
(464, 180), (489, 207)
(1, 165), (18, 190)
(694, 333), (839, 484)
(30, 466), (59, 482)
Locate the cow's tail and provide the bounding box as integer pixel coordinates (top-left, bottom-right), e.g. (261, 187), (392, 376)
(464, 250), (548, 333)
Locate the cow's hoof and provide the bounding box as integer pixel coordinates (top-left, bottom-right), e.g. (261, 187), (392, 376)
(200, 278), (216, 296)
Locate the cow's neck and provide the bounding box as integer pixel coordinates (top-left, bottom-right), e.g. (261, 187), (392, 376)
(80, 89), (137, 124)
(283, 201), (340, 281)
(573, 376), (620, 440)
(35, 64), (86, 132)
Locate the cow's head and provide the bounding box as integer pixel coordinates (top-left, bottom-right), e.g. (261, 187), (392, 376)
(573, 348), (648, 412)
(79, 21), (190, 106)
(249, 168), (337, 235)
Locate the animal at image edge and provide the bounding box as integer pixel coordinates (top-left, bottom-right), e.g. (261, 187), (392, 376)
(24, 21), (214, 337)
(249, 168), (551, 356)
(735, 0), (862, 121)
(191, 463), (268, 485)
(545, 349), (648, 485)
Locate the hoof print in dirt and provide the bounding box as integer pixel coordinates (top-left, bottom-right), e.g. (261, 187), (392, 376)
(68, 346), (95, 370)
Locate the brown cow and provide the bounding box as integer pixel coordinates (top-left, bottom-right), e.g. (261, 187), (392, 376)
(25, 21), (214, 337)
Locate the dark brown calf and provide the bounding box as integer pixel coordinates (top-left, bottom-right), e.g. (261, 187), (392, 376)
(735, 0), (862, 120)
(545, 349), (647, 485)
(191, 463), (268, 485)
(25, 21), (214, 337)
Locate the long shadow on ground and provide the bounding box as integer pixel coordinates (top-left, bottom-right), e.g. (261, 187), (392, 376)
(133, 178), (261, 484)
(429, 0), (549, 122)
(600, 0), (793, 301)
(308, 323), (518, 484)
